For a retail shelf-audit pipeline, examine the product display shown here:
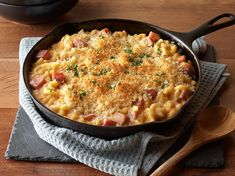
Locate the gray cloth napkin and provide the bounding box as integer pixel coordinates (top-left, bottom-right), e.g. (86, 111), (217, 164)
(18, 37), (227, 176)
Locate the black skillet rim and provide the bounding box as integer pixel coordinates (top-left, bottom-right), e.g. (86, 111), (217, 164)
(22, 18), (201, 133)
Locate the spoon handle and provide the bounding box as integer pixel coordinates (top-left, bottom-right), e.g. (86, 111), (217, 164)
(150, 140), (197, 176)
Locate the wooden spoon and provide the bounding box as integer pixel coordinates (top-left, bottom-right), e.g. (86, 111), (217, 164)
(150, 106), (235, 176)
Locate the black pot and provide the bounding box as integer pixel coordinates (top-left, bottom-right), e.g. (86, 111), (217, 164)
(0, 0), (57, 6)
(0, 0), (79, 24)
(23, 13), (235, 139)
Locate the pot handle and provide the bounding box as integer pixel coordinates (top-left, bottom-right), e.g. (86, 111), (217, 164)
(172, 13), (235, 45)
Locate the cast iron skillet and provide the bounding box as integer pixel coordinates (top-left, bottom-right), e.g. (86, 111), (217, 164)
(23, 13), (235, 139)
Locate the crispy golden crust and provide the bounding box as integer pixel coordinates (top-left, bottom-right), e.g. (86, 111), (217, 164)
(29, 29), (197, 126)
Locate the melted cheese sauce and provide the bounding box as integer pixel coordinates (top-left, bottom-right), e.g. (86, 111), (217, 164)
(29, 29), (197, 126)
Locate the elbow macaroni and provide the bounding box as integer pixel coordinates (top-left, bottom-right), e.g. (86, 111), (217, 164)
(29, 29), (197, 126)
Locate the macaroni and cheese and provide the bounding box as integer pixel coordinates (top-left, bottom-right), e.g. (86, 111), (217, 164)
(29, 29), (197, 126)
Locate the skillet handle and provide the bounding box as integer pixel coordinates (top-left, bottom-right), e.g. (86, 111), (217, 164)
(175, 13), (235, 45)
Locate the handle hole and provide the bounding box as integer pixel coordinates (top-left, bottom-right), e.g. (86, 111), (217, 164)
(208, 14), (235, 26)
(210, 17), (233, 26)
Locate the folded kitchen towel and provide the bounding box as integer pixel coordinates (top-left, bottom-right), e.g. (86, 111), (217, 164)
(14, 37), (227, 176)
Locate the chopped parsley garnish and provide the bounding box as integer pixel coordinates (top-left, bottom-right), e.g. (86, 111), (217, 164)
(139, 53), (151, 58)
(95, 58), (101, 64)
(107, 84), (115, 90)
(81, 66), (88, 74)
(154, 80), (161, 83)
(124, 69), (130, 74)
(107, 82), (121, 90)
(157, 48), (161, 55)
(100, 68), (110, 75)
(128, 57), (134, 62)
(93, 68), (110, 76)
(73, 90), (77, 96)
(124, 48), (132, 54)
(156, 73), (166, 77)
(79, 91), (87, 99)
(132, 59), (143, 66)
(93, 72), (100, 76)
(128, 57), (143, 67)
(91, 80), (97, 85)
(161, 80), (169, 89)
(110, 56), (116, 59)
(66, 65), (72, 71)
(73, 64), (79, 76)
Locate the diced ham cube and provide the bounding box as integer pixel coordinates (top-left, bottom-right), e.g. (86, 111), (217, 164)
(179, 89), (192, 101)
(132, 99), (145, 109)
(177, 55), (187, 63)
(129, 99), (145, 119)
(29, 76), (46, 89)
(103, 118), (117, 126)
(102, 28), (111, 34)
(110, 112), (128, 125)
(103, 113), (128, 126)
(82, 114), (96, 121)
(53, 72), (66, 84)
(148, 31), (160, 43)
(144, 89), (158, 100)
(73, 39), (87, 48)
(36, 50), (51, 60)
(99, 28), (111, 37)
(181, 62), (195, 76)
(128, 107), (139, 119)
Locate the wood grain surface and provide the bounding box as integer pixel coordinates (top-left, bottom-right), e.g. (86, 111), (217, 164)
(0, 0), (235, 175)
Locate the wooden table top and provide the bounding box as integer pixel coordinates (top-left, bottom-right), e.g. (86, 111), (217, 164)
(0, 0), (235, 175)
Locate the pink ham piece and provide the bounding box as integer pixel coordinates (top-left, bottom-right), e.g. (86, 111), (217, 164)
(53, 72), (66, 84)
(178, 89), (192, 101)
(102, 28), (111, 34)
(111, 112), (128, 125)
(103, 118), (117, 126)
(103, 112), (128, 126)
(29, 75), (46, 89)
(129, 99), (145, 119)
(82, 114), (96, 121)
(177, 55), (187, 63)
(73, 39), (87, 48)
(132, 99), (145, 108)
(128, 109), (138, 119)
(148, 31), (160, 43)
(36, 50), (51, 60)
(181, 62), (195, 77)
(99, 28), (111, 37)
(144, 89), (158, 100)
